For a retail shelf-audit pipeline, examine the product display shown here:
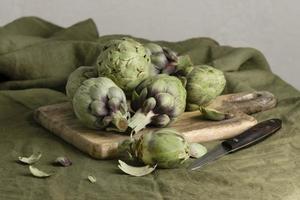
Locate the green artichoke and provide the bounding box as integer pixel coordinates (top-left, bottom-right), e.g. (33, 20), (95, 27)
(73, 77), (129, 132)
(65, 66), (97, 99)
(129, 74), (186, 133)
(96, 38), (152, 93)
(186, 65), (226, 111)
(118, 129), (208, 169)
(135, 129), (190, 168)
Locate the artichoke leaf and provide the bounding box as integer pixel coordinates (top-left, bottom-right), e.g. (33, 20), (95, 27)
(139, 88), (148, 101)
(88, 175), (97, 183)
(155, 93), (175, 113)
(144, 43), (163, 54)
(177, 55), (193, 67)
(175, 55), (194, 76)
(151, 114), (171, 127)
(189, 143), (207, 158)
(107, 87), (125, 100)
(177, 76), (187, 88)
(18, 152), (42, 165)
(118, 160), (156, 177)
(54, 156), (72, 167)
(29, 165), (53, 178)
(200, 107), (233, 121)
(131, 90), (140, 102)
(142, 97), (156, 113)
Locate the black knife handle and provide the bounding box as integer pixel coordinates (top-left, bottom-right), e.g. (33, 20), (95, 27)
(222, 119), (282, 152)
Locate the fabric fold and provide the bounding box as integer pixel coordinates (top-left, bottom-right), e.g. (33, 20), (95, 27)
(210, 46), (271, 72)
(0, 17), (100, 90)
(0, 17), (272, 92)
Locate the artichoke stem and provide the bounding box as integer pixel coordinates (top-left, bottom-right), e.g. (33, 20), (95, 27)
(111, 112), (128, 132)
(128, 110), (155, 134)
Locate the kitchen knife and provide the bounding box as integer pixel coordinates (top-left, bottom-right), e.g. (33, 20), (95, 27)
(188, 118), (282, 171)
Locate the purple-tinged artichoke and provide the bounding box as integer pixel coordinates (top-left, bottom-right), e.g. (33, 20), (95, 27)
(96, 38), (152, 93)
(73, 77), (129, 132)
(129, 74), (186, 133)
(186, 65), (226, 111)
(65, 66), (97, 99)
(145, 43), (193, 76)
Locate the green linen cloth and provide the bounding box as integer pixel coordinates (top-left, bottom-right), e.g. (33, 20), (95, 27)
(0, 17), (299, 200)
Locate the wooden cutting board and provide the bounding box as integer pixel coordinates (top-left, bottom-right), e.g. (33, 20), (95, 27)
(34, 91), (276, 159)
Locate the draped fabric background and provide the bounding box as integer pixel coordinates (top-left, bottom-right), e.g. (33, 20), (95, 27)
(1, 0), (300, 90)
(0, 17), (299, 200)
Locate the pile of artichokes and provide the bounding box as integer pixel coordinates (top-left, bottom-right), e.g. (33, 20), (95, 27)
(65, 37), (226, 170)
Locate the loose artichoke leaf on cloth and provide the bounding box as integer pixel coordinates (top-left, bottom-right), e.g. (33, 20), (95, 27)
(118, 160), (157, 177)
(0, 17), (300, 200)
(87, 175), (97, 183)
(54, 156), (72, 167)
(29, 165), (53, 178)
(18, 152), (42, 164)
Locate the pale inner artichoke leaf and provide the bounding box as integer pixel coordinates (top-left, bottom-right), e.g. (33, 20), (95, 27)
(29, 165), (53, 178)
(18, 152), (42, 164)
(118, 160), (156, 177)
(189, 143), (207, 158)
(88, 175), (97, 183)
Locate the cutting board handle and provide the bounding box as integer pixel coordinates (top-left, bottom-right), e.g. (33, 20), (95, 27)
(207, 91), (276, 114)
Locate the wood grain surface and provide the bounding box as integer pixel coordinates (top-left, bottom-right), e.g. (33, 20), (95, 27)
(34, 102), (257, 159)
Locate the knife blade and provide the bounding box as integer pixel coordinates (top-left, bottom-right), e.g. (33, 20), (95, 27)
(188, 118), (282, 171)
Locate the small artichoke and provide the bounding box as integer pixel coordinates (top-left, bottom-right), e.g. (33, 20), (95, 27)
(135, 129), (190, 168)
(129, 74), (186, 133)
(96, 38), (152, 93)
(186, 65), (226, 111)
(145, 43), (194, 76)
(65, 66), (97, 99)
(144, 43), (178, 74)
(73, 77), (129, 132)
